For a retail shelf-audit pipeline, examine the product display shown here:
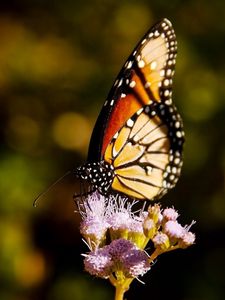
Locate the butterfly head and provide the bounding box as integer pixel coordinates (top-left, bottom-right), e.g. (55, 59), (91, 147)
(75, 161), (115, 195)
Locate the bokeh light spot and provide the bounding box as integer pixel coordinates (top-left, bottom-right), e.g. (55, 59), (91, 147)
(52, 112), (92, 152)
(14, 251), (46, 287)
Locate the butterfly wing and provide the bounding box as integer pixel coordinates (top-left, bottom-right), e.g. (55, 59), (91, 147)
(87, 18), (184, 200)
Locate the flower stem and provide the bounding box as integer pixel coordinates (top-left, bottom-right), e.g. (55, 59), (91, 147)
(148, 249), (161, 263)
(115, 285), (126, 300)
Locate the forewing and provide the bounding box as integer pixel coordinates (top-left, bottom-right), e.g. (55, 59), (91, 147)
(87, 18), (177, 162)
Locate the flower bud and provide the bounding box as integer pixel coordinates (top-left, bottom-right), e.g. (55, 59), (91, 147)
(143, 218), (156, 239)
(152, 232), (170, 251)
(163, 220), (184, 239)
(163, 208), (179, 221)
(147, 204), (161, 224)
(179, 231), (196, 248)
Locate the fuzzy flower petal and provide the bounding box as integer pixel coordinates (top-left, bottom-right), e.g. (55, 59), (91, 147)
(152, 232), (170, 250)
(108, 211), (132, 231)
(80, 217), (109, 242)
(108, 238), (136, 260)
(163, 220), (184, 239)
(106, 197), (145, 234)
(163, 208), (179, 221)
(179, 231), (196, 248)
(80, 191), (107, 219)
(84, 247), (113, 278)
(122, 249), (151, 277)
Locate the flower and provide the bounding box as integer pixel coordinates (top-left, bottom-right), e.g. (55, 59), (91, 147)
(179, 221), (196, 248)
(80, 217), (109, 246)
(163, 207), (179, 221)
(152, 232), (170, 250)
(163, 220), (185, 239)
(83, 247), (113, 278)
(180, 231), (196, 248)
(121, 248), (150, 277)
(79, 192), (110, 247)
(84, 238), (150, 279)
(108, 238), (136, 259)
(78, 191), (196, 286)
(143, 218), (156, 239)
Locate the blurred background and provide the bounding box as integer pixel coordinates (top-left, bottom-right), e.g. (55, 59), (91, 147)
(0, 1), (224, 299)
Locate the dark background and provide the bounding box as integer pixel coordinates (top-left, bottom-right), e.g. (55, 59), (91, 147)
(0, 1), (224, 300)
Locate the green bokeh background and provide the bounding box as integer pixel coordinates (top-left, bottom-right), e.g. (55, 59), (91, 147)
(0, 1), (224, 300)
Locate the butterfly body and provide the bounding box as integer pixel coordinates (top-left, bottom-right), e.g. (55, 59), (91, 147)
(75, 18), (184, 201)
(75, 161), (115, 195)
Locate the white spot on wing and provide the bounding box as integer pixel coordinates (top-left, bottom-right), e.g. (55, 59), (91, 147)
(176, 131), (182, 138)
(118, 79), (123, 87)
(150, 61), (157, 70)
(160, 69), (165, 77)
(113, 132), (119, 139)
(175, 121), (180, 128)
(164, 90), (170, 97)
(145, 82), (151, 88)
(129, 80), (136, 88)
(146, 166), (153, 175)
(138, 60), (145, 68)
(137, 108), (144, 115)
(127, 119), (134, 127)
(164, 79), (170, 86)
(127, 61), (133, 69)
(166, 69), (172, 76)
(154, 30), (160, 37)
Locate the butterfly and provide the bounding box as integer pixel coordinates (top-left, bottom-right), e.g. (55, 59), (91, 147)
(75, 18), (184, 201)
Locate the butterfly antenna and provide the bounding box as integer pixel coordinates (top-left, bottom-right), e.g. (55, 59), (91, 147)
(33, 170), (72, 207)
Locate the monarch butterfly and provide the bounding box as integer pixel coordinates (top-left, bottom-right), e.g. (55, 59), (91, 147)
(74, 18), (184, 201)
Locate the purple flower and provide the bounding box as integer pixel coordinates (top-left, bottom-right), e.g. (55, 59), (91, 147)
(84, 238), (150, 279)
(84, 247), (113, 278)
(80, 217), (109, 244)
(108, 238), (136, 259)
(79, 192), (110, 246)
(79, 191), (196, 284)
(107, 197), (144, 233)
(121, 249), (151, 277)
(79, 191), (107, 219)
(108, 238), (150, 278)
